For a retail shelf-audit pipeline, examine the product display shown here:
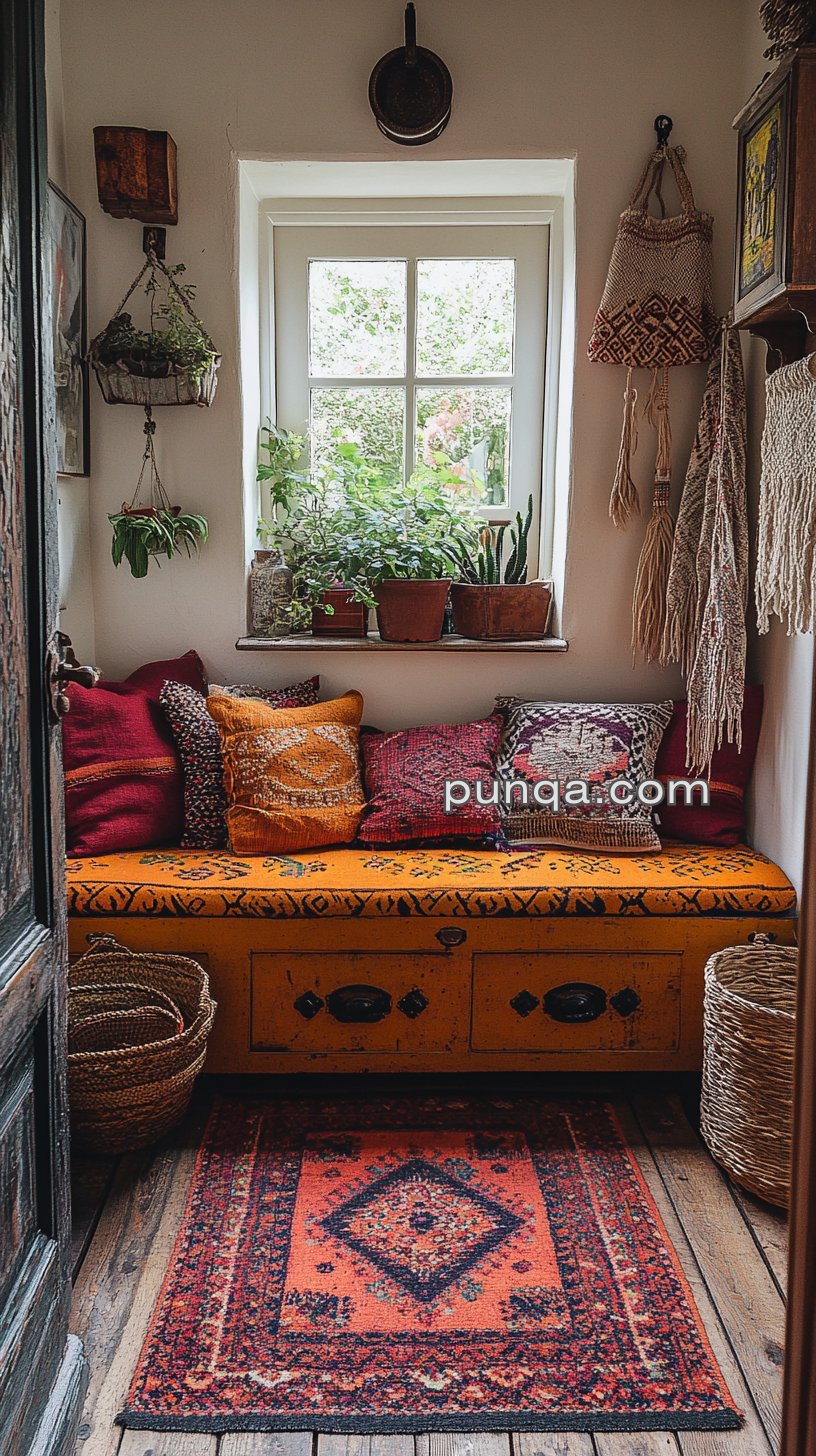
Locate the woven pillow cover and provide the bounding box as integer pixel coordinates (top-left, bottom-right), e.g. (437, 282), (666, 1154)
(358, 714), (505, 845)
(207, 689), (365, 853)
(655, 686), (763, 846)
(63, 650), (207, 857)
(496, 698), (673, 852)
(160, 676), (319, 849)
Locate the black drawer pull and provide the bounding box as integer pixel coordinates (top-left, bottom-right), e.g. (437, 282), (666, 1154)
(610, 986), (641, 1018)
(326, 984), (392, 1023)
(436, 927), (467, 948)
(294, 990), (324, 1020)
(397, 987), (429, 1019)
(510, 989), (539, 1018)
(543, 982), (607, 1023)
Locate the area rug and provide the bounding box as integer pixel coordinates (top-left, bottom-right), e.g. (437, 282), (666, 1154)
(118, 1093), (741, 1434)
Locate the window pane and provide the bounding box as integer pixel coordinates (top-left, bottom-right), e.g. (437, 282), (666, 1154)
(311, 387), (404, 479)
(416, 259), (515, 377)
(416, 387), (511, 506)
(308, 260), (406, 377)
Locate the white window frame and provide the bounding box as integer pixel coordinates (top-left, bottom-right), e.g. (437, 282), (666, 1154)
(259, 192), (571, 584)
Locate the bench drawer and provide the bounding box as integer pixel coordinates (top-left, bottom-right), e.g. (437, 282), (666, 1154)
(250, 952), (463, 1054)
(471, 952), (681, 1053)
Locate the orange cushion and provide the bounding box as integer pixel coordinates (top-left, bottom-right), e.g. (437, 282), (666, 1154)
(66, 843), (797, 921)
(206, 689), (366, 853)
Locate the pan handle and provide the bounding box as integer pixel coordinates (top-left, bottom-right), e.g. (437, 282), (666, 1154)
(404, 2), (417, 66)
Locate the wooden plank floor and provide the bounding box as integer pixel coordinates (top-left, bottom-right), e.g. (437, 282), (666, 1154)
(70, 1085), (788, 1456)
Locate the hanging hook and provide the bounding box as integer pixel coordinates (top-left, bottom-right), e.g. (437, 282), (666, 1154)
(654, 114), (673, 148)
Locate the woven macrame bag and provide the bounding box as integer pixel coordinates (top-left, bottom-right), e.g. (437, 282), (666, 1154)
(589, 144), (717, 371)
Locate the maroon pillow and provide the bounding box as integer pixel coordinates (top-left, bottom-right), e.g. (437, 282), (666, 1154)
(63, 651), (207, 856)
(654, 686), (763, 846)
(358, 715), (504, 845)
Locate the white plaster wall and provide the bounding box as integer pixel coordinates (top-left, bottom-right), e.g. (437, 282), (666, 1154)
(46, 0), (97, 663)
(54, 0), (754, 727)
(741, 11), (814, 896)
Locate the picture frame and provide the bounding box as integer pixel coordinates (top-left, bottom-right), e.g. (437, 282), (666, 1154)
(47, 181), (90, 476)
(735, 79), (788, 314)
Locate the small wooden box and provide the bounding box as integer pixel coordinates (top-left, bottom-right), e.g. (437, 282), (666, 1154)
(93, 127), (178, 224)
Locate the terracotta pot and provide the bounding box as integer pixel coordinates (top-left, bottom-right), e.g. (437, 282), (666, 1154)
(374, 579), (450, 643)
(450, 581), (553, 641)
(311, 589), (369, 638)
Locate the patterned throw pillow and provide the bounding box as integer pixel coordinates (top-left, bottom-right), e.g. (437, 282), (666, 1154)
(496, 698), (673, 852)
(358, 715), (505, 845)
(207, 690), (365, 853)
(160, 676), (319, 849)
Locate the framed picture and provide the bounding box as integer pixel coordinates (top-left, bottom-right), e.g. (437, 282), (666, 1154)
(735, 79), (788, 315)
(47, 182), (89, 476)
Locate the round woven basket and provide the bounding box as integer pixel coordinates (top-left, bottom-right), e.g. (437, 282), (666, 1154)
(90, 355), (220, 408)
(68, 935), (216, 1154)
(700, 934), (797, 1207)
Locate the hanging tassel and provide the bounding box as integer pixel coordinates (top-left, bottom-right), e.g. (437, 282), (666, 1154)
(609, 367), (640, 528)
(632, 367), (675, 660)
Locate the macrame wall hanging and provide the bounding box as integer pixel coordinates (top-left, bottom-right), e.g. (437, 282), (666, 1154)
(588, 127), (718, 660)
(756, 353), (816, 635)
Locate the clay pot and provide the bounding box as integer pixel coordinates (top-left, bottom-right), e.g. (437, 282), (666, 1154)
(311, 588), (369, 638)
(450, 581), (553, 641)
(374, 579), (450, 643)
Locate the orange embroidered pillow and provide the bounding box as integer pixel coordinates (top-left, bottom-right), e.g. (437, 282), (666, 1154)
(206, 689), (365, 853)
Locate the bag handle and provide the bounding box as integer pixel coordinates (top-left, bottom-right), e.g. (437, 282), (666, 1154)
(629, 144), (697, 216)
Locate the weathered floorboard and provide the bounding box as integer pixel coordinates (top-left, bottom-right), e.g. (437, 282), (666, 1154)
(118, 1433), (216, 1455)
(594, 1436), (680, 1455)
(729, 1183), (788, 1299)
(318, 1440), (414, 1456)
(514, 1432), (595, 1455)
(220, 1434), (314, 1456)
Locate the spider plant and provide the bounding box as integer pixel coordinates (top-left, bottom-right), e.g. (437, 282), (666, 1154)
(109, 506), (209, 579)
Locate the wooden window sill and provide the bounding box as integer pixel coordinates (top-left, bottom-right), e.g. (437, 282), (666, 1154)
(236, 633), (568, 653)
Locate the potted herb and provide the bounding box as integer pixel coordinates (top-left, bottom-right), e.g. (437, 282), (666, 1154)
(251, 424), (308, 636)
(89, 253), (220, 408)
(450, 495), (553, 640)
(109, 410), (208, 579)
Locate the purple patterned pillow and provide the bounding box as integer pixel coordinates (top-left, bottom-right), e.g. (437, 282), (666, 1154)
(160, 676), (319, 849)
(495, 698), (673, 853)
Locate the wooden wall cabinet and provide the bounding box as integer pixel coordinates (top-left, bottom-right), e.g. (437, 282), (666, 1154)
(93, 126), (178, 224)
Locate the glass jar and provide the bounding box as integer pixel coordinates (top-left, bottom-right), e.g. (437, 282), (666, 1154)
(249, 549), (294, 637)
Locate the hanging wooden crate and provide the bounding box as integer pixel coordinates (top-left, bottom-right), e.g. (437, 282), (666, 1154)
(93, 126), (178, 224)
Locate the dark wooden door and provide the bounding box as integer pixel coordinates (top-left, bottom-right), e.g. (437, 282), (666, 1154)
(0, 1), (87, 1451)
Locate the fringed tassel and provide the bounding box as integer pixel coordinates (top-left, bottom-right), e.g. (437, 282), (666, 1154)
(632, 368), (675, 660)
(609, 367), (640, 528)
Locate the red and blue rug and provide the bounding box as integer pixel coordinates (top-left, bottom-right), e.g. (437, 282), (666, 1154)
(119, 1093), (741, 1434)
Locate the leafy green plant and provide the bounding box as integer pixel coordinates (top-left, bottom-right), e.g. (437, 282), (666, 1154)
(108, 507), (209, 580)
(92, 263), (217, 381)
(457, 494), (534, 584)
(256, 422), (308, 513)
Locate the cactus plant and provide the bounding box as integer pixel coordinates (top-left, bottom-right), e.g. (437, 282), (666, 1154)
(456, 494), (533, 584)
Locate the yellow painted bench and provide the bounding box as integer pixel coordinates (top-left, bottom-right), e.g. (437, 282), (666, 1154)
(66, 843), (797, 1075)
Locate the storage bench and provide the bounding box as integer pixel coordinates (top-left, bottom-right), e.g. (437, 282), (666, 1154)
(66, 842), (797, 1074)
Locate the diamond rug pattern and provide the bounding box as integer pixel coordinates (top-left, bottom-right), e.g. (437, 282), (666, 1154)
(119, 1093), (741, 1434)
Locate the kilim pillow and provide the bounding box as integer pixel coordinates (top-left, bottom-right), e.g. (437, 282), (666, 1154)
(63, 651), (207, 856)
(160, 676), (319, 849)
(358, 714), (505, 845)
(495, 698), (673, 852)
(655, 686), (763, 846)
(207, 689), (365, 853)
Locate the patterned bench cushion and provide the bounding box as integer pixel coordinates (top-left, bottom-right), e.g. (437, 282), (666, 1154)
(66, 843), (796, 920)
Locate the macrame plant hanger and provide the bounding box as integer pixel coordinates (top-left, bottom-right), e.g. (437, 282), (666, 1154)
(124, 406), (175, 516)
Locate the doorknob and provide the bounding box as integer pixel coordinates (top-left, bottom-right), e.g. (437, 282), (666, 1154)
(46, 631), (100, 719)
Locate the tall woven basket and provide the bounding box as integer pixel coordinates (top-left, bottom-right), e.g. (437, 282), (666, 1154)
(700, 934), (797, 1207)
(68, 935), (216, 1155)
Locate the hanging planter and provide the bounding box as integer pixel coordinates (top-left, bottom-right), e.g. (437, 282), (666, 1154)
(109, 408), (208, 578)
(89, 250), (220, 407)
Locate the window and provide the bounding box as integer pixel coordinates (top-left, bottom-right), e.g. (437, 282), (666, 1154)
(268, 208), (550, 557)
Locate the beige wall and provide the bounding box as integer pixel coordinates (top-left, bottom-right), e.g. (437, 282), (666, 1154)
(54, 0), (752, 720)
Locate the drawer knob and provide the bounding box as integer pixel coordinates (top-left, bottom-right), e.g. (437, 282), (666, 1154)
(397, 987), (429, 1019)
(510, 989), (540, 1018)
(294, 990), (324, 1020)
(610, 986), (641, 1017)
(326, 983), (392, 1023)
(544, 982), (607, 1023)
(436, 926), (467, 948)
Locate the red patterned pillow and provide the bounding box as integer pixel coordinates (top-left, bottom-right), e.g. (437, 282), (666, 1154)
(655, 686), (763, 845)
(358, 715), (504, 845)
(160, 676), (319, 849)
(63, 651), (207, 856)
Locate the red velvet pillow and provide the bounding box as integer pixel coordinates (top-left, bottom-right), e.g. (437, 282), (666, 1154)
(654, 686), (764, 846)
(63, 651), (207, 856)
(358, 715), (504, 845)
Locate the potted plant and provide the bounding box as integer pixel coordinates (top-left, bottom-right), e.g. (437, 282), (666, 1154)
(108, 410), (208, 579)
(89, 253), (220, 408)
(450, 495), (553, 640)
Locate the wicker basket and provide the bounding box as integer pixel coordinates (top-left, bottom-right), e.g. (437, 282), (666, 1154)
(700, 934), (797, 1207)
(90, 355), (220, 408)
(68, 935), (216, 1154)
